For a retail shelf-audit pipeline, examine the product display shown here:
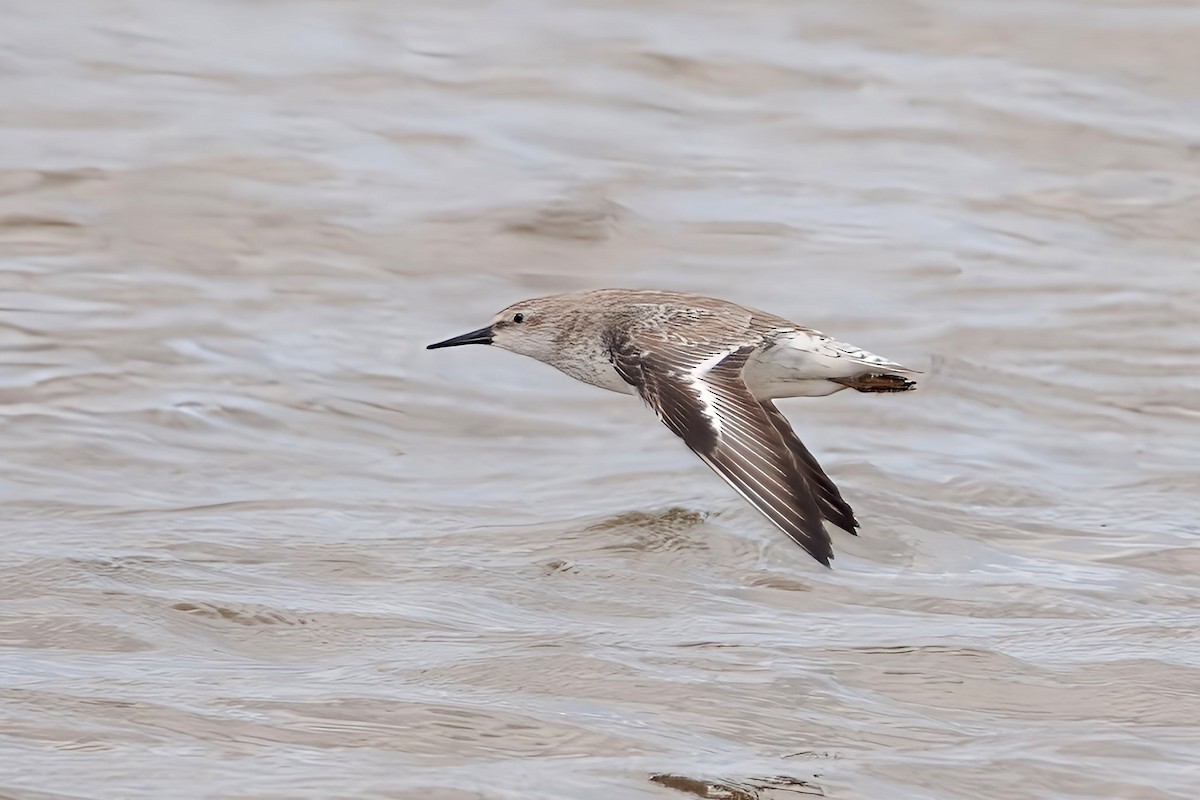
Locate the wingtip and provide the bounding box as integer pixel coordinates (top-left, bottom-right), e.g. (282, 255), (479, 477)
(829, 516), (860, 537)
(804, 541), (834, 567)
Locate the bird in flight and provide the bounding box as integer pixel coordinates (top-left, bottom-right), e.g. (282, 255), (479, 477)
(428, 289), (917, 566)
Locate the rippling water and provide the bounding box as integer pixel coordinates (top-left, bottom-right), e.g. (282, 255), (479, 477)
(2, 1), (1199, 798)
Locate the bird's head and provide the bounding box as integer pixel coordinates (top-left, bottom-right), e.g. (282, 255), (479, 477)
(426, 296), (565, 362)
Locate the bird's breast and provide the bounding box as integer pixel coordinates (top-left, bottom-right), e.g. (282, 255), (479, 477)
(554, 355), (637, 395)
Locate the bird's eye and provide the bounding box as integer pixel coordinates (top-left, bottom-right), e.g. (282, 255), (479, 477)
(512, 313), (524, 323)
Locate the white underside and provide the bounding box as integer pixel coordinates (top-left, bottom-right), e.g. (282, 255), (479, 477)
(744, 330), (911, 399)
(576, 329), (910, 398)
(743, 369), (846, 398)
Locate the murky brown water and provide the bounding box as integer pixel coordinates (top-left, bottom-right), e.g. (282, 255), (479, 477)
(2, 1), (1199, 798)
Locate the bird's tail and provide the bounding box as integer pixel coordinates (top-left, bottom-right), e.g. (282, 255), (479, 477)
(831, 372), (917, 393)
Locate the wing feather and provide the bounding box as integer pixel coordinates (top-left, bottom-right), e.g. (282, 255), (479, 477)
(609, 337), (834, 566)
(759, 400), (859, 535)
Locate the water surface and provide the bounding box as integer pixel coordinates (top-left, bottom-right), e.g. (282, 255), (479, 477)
(2, 1), (1199, 798)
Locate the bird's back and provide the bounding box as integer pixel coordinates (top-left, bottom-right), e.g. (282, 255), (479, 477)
(579, 289), (801, 348)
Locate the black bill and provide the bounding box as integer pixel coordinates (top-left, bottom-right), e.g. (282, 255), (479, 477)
(426, 326), (494, 350)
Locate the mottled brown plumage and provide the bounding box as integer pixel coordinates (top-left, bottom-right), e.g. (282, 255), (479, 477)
(428, 289), (918, 566)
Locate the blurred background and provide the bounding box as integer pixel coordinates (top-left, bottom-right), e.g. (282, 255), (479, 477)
(1, 1), (1198, 798)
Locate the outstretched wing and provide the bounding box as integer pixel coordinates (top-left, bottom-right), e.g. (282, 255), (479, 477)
(759, 400), (859, 535)
(609, 335), (833, 566)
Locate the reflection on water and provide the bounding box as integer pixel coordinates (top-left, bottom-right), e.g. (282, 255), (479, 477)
(650, 773), (824, 799)
(2, 0), (1199, 798)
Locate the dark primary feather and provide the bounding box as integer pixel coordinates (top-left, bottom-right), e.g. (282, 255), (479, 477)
(609, 334), (835, 566)
(759, 400), (859, 535)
